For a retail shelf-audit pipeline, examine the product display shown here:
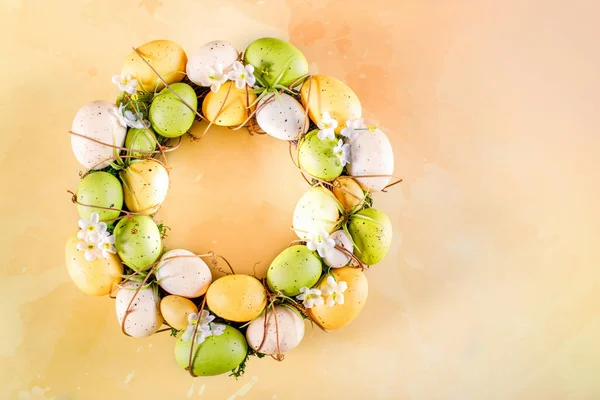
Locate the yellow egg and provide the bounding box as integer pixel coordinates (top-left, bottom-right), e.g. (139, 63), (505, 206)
(333, 176), (364, 213)
(202, 82), (256, 127)
(160, 295), (198, 330)
(120, 159), (170, 215)
(309, 267), (368, 331)
(300, 75), (362, 133)
(206, 275), (266, 322)
(121, 40), (187, 93)
(65, 232), (123, 296)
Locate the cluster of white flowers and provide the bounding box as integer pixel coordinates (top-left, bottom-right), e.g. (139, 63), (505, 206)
(113, 104), (151, 129)
(182, 310), (225, 344)
(315, 114), (370, 166)
(76, 212), (117, 261)
(112, 73), (138, 95)
(296, 276), (348, 309)
(196, 61), (256, 93)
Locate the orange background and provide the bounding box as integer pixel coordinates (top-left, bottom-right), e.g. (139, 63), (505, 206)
(1, 0), (600, 399)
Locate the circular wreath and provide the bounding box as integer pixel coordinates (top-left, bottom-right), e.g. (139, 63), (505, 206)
(66, 38), (401, 378)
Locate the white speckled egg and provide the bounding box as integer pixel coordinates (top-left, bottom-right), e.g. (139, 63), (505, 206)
(347, 128), (394, 191)
(256, 93), (308, 140)
(115, 281), (163, 338)
(323, 230), (353, 268)
(186, 40), (239, 86)
(155, 249), (212, 298)
(71, 101), (126, 170)
(246, 306), (305, 355)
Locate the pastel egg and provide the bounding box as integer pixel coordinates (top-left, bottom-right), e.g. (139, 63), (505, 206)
(298, 129), (343, 180)
(121, 40), (187, 93)
(65, 232), (123, 296)
(115, 281), (163, 338)
(347, 208), (393, 265)
(71, 101), (126, 170)
(267, 245), (322, 296)
(160, 295), (198, 330)
(309, 267), (368, 331)
(155, 249), (212, 298)
(76, 171), (123, 222)
(120, 159), (169, 215)
(246, 306), (305, 355)
(256, 92), (308, 140)
(206, 275), (266, 322)
(202, 81), (256, 126)
(300, 75), (361, 133)
(292, 186), (341, 239)
(114, 215), (162, 271)
(346, 128), (395, 191)
(323, 230), (353, 268)
(332, 176), (364, 213)
(187, 40), (239, 86)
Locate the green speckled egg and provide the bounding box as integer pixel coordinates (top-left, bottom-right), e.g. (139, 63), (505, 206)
(149, 82), (197, 138)
(300, 75), (361, 133)
(347, 208), (392, 265)
(125, 127), (157, 157)
(175, 325), (247, 376)
(298, 129), (343, 181)
(243, 37), (308, 87)
(267, 245), (322, 296)
(76, 172), (123, 222)
(114, 215), (162, 270)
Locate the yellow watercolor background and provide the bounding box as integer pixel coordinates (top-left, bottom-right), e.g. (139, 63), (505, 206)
(1, 0), (600, 398)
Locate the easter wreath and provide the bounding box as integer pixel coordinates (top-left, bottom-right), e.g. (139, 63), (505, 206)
(65, 38), (402, 377)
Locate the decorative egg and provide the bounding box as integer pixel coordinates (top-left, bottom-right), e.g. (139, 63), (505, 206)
(121, 40), (187, 93)
(160, 295), (198, 330)
(155, 249), (212, 298)
(267, 245), (322, 296)
(175, 325), (247, 376)
(256, 92), (308, 140)
(332, 176), (364, 213)
(124, 127), (157, 157)
(71, 100), (126, 170)
(202, 81), (256, 126)
(114, 215), (162, 271)
(115, 281), (163, 337)
(120, 159), (169, 215)
(76, 171), (123, 222)
(298, 129), (343, 181)
(149, 83), (197, 138)
(309, 267), (368, 331)
(323, 230), (353, 268)
(347, 208), (392, 265)
(206, 275), (266, 322)
(243, 37), (308, 87)
(300, 75), (361, 133)
(292, 186), (341, 239)
(346, 128), (394, 191)
(65, 232), (123, 296)
(187, 40), (239, 86)
(246, 306), (305, 355)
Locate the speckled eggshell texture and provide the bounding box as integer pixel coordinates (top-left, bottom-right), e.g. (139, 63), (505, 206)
(186, 40), (239, 86)
(155, 249), (212, 298)
(347, 208), (393, 265)
(113, 215), (162, 271)
(346, 128), (395, 191)
(206, 275), (266, 322)
(246, 306), (305, 354)
(256, 92), (308, 140)
(115, 281), (163, 338)
(76, 171), (123, 222)
(267, 245), (322, 296)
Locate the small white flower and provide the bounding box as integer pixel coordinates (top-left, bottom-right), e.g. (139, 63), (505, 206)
(321, 276), (348, 307)
(182, 310), (223, 344)
(112, 73), (138, 95)
(97, 233), (117, 259)
(77, 212), (107, 241)
(317, 112), (338, 140)
(340, 118), (365, 141)
(114, 105), (150, 129)
(228, 61), (256, 89)
(333, 139), (351, 166)
(198, 64), (228, 92)
(76, 237), (102, 261)
(305, 230), (336, 257)
(296, 287), (324, 309)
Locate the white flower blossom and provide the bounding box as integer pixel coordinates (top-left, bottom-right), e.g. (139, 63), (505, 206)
(77, 212), (107, 241)
(112, 73), (138, 95)
(305, 230), (336, 257)
(182, 310), (224, 344)
(76, 212), (116, 260)
(321, 276), (348, 307)
(317, 112), (338, 140)
(198, 64), (228, 92)
(296, 287), (324, 308)
(228, 61), (256, 89)
(340, 118), (366, 141)
(333, 139), (351, 166)
(114, 105), (150, 129)
(97, 234), (117, 259)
